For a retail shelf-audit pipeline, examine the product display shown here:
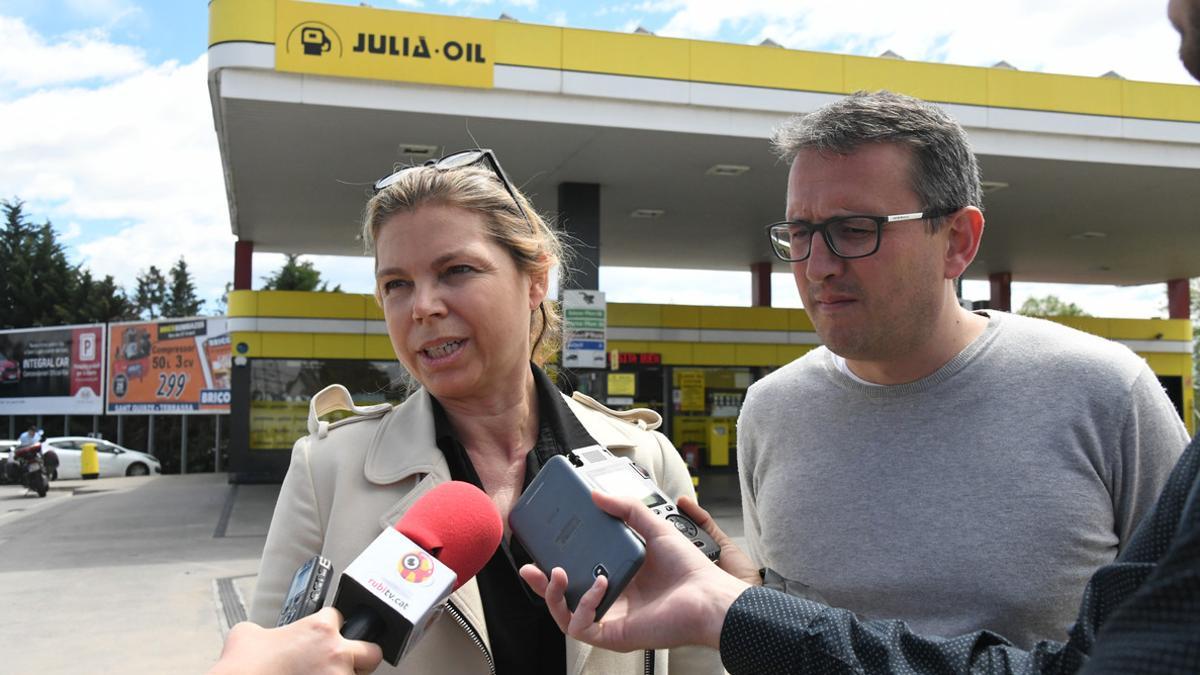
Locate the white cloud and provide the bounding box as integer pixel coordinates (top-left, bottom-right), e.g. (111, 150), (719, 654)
(547, 9), (567, 26)
(57, 221), (82, 241)
(601, 266), (750, 306)
(979, 281), (1169, 319)
(63, 0), (142, 26)
(652, 0), (1194, 84)
(0, 16), (148, 90)
(393, 0), (424, 7)
(0, 47), (234, 304)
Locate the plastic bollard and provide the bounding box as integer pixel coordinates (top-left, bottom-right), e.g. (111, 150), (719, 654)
(81, 442), (100, 480)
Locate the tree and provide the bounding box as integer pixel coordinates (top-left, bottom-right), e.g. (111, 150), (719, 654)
(0, 198), (135, 326)
(261, 254), (342, 292)
(0, 199), (37, 328)
(133, 265), (168, 319)
(1017, 295), (1090, 317)
(161, 257), (204, 318)
(0, 200), (79, 327)
(72, 270), (136, 323)
(213, 281), (234, 316)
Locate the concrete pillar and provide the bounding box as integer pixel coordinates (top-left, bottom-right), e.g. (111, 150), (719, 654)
(989, 272), (1012, 312)
(214, 415), (222, 473)
(1167, 278), (1190, 319)
(557, 183), (600, 291)
(234, 240), (254, 291)
(751, 262), (772, 307)
(181, 416), (188, 475)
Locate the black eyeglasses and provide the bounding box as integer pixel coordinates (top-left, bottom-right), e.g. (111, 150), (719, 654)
(373, 148), (533, 232)
(766, 207), (960, 262)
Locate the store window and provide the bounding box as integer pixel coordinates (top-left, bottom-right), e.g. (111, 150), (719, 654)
(248, 359), (408, 450)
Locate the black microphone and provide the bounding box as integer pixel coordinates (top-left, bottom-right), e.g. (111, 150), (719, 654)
(333, 481), (503, 665)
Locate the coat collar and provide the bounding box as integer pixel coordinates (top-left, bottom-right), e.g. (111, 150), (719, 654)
(362, 388), (643, 485)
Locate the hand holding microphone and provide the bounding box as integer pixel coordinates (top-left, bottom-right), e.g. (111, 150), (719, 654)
(334, 481), (503, 665)
(210, 608), (382, 675)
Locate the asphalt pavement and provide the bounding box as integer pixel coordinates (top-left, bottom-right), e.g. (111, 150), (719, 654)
(0, 470), (744, 674)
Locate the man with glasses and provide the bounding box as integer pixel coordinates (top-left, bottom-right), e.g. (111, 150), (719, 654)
(737, 90), (1189, 650)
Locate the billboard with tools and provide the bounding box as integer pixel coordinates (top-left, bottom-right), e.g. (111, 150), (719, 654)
(106, 317), (231, 414)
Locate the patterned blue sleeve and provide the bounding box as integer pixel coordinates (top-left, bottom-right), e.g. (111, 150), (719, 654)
(718, 586), (1082, 675)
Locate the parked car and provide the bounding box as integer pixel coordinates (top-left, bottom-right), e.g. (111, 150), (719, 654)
(41, 437), (161, 479)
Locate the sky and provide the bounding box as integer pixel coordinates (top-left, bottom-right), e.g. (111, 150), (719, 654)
(0, 0), (1194, 317)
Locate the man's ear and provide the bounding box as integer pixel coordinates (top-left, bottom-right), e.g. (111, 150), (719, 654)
(943, 207), (985, 279)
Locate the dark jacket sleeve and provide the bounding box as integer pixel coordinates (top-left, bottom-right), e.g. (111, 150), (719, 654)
(1082, 436), (1200, 675)
(719, 586), (1083, 675)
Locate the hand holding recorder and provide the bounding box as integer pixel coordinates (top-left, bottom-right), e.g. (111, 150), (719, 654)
(519, 490), (759, 652)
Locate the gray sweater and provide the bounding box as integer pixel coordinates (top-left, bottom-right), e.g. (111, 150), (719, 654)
(737, 311), (1188, 649)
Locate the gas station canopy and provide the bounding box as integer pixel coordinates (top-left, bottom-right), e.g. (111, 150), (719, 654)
(209, 0), (1200, 286)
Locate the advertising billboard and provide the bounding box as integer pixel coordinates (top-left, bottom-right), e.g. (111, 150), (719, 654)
(0, 324), (106, 415)
(106, 317), (231, 414)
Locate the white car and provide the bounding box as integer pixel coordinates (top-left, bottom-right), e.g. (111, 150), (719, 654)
(41, 437), (162, 480)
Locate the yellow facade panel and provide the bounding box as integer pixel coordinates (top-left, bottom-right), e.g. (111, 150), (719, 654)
(987, 70), (1122, 117)
(1184, 382), (1195, 436)
(608, 303), (662, 327)
(689, 42), (843, 93)
(661, 305), (701, 328)
(777, 344), (812, 364)
(1049, 316), (1109, 336)
(227, 290), (259, 318)
(314, 334), (365, 359)
(699, 306), (749, 329)
(1140, 352), (1192, 377)
(844, 57), (987, 106)
(735, 344), (777, 366)
(608, 341), (649, 355)
(648, 341), (695, 365)
(495, 21), (561, 69)
(256, 290), (367, 319)
(365, 298), (385, 321)
(259, 332), (315, 358)
(364, 335), (397, 360)
(1121, 80), (1200, 123)
(693, 343), (737, 365)
(788, 309), (814, 332)
(230, 332), (262, 358)
(209, 0), (274, 46)
(748, 306), (790, 331)
(1108, 318), (1192, 341)
(561, 28), (690, 80)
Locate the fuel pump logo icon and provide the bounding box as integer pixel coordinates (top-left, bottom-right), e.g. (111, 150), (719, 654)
(287, 22), (342, 59)
(301, 27), (331, 56)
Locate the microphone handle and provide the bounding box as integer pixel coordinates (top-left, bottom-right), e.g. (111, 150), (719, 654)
(341, 607), (384, 643)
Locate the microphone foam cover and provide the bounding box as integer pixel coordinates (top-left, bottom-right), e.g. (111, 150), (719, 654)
(395, 480), (503, 590)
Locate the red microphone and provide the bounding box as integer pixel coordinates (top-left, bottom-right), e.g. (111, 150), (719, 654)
(335, 481), (502, 665)
(396, 481), (503, 591)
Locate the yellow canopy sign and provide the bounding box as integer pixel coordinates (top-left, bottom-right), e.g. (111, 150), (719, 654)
(276, 0), (494, 88)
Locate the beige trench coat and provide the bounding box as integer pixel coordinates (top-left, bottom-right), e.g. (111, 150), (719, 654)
(249, 384), (724, 675)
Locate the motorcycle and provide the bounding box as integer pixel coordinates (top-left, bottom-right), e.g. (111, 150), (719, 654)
(8, 437), (53, 498)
